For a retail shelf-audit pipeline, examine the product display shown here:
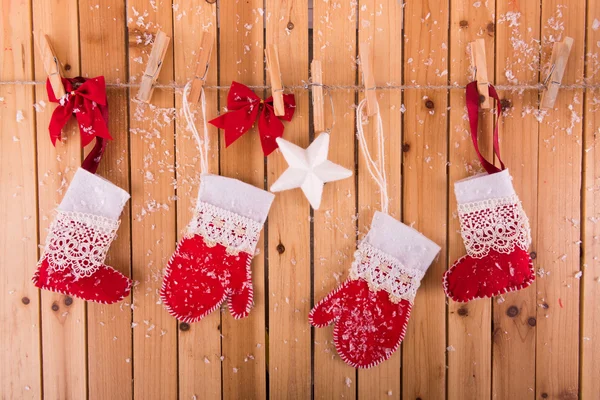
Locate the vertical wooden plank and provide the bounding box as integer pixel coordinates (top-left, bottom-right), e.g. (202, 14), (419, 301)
(218, 2), (267, 399)
(402, 0), (448, 398)
(0, 0), (41, 398)
(172, 3), (221, 400)
(266, 1), (311, 398)
(492, 2), (540, 399)
(357, 1), (403, 398)
(127, 3), (177, 399)
(582, 0), (600, 397)
(447, 2), (495, 400)
(78, 3), (133, 399)
(312, 0), (357, 398)
(536, 1), (585, 398)
(32, 1), (87, 398)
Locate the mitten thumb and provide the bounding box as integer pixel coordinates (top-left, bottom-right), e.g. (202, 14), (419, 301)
(309, 280), (352, 328)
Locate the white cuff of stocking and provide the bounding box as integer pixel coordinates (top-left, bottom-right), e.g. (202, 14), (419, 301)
(454, 169), (515, 204)
(198, 174), (275, 224)
(365, 211), (441, 274)
(58, 168), (130, 220)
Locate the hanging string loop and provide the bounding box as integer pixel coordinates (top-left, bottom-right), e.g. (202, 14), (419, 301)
(356, 99), (389, 214)
(182, 80), (210, 175)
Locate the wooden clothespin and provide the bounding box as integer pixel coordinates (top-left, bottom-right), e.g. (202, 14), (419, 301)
(33, 31), (66, 99)
(541, 37), (574, 109)
(311, 60), (325, 132)
(136, 30), (171, 103)
(469, 39), (490, 109)
(188, 32), (214, 104)
(265, 44), (285, 116)
(359, 44), (378, 116)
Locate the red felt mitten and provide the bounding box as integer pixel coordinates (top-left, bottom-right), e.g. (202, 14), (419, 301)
(33, 168), (132, 303)
(443, 169), (534, 302)
(161, 174), (274, 323)
(310, 211), (440, 368)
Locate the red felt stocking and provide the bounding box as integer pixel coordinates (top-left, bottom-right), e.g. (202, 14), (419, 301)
(33, 168), (132, 303)
(443, 170), (534, 301)
(161, 174), (274, 323)
(442, 81), (535, 302)
(310, 211), (441, 368)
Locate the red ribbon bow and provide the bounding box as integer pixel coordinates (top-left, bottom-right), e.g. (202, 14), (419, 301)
(209, 81), (296, 156)
(47, 76), (112, 173)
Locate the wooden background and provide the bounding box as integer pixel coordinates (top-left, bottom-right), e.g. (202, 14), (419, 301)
(1, 0), (598, 399)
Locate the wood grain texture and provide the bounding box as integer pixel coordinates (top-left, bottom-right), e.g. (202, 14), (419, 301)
(0, 1), (40, 398)
(78, 2), (133, 399)
(172, 2), (221, 400)
(402, 0), (448, 398)
(447, 2), (495, 399)
(582, 1), (600, 397)
(127, 2), (177, 399)
(312, 0), (358, 398)
(32, 1), (87, 398)
(536, 1), (585, 398)
(3, 2), (600, 398)
(266, 1), (311, 398)
(219, 2), (268, 399)
(491, 1), (540, 399)
(357, 1), (403, 398)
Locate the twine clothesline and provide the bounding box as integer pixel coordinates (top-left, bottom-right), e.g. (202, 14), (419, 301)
(1, 80), (600, 92)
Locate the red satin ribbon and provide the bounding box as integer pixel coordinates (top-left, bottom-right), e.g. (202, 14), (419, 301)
(465, 81), (505, 175)
(209, 81), (296, 156)
(47, 76), (112, 173)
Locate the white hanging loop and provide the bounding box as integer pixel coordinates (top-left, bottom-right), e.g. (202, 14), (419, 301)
(356, 99), (389, 214)
(182, 81), (210, 175)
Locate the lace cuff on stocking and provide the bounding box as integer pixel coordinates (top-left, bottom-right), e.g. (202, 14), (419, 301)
(458, 194), (531, 258)
(187, 201), (263, 256)
(42, 210), (120, 279)
(349, 242), (426, 304)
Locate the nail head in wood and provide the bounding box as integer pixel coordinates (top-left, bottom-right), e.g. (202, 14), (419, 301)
(136, 30), (171, 103)
(265, 44), (285, 117)
(506, 306), (519, 318)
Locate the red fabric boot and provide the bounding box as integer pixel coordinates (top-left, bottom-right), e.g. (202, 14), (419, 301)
(310, 211), (440, 368)
(443, 169), (534, 301)
(33, 168), (132, 304)
(161, 174), (274, 323)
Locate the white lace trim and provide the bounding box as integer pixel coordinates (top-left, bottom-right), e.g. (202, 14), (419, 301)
(42, 210), (120, 279)
(458, 194), (531, 259)
(187, 201), (262, 256)
(349, 242), (425, 304)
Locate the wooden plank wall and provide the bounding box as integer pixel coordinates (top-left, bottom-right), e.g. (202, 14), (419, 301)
(1, 1), (599, 399)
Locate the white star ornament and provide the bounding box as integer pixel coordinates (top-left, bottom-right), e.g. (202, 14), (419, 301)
(270, 132), (352, 210)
